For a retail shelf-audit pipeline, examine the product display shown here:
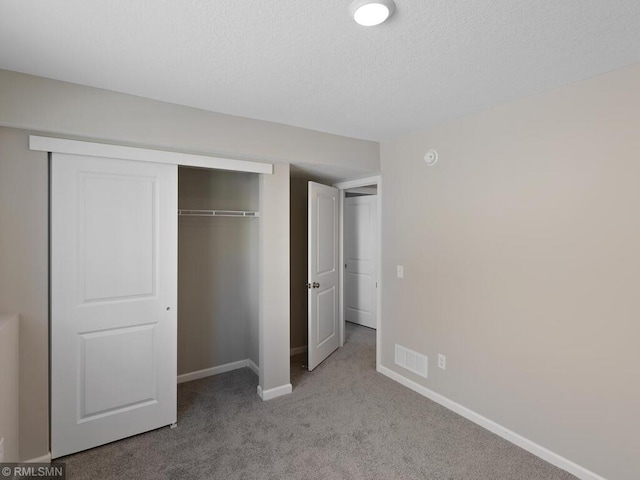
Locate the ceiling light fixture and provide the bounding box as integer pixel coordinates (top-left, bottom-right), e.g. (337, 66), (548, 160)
(350, 0), (395, 26)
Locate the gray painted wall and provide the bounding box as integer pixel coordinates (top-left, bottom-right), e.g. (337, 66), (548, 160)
(0, 128), (49, 461)
(380, 64), (640, 480)
(0, 70), (378, 460)
(0, 70), (379, 171)
(178, 168), (259, 374)
(259, 163), (291, 392)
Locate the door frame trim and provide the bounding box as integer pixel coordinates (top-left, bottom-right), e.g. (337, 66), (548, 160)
(334, 175), (382, 370)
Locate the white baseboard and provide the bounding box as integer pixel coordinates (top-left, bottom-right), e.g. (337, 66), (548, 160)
(257, 383), (292, 401)
(290, 345), (308, 356)
(24, 452), (52, 463)
(247, 359), (259, 376)
(377, 365), (606, 480)
(178, 359), (254, 384)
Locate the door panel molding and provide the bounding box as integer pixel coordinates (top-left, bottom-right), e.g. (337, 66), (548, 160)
(51, 153), (177, 458)
(308, 182), (340, 371)
(344, 195), (377, 329)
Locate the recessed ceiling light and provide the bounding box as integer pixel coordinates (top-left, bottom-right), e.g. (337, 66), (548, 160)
(350, 0), (395, 27)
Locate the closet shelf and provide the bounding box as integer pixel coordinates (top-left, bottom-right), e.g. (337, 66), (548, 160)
(178, 209), (260, 218)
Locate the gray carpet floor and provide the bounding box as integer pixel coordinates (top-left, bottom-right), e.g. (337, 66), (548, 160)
(61, 323), (577, 479)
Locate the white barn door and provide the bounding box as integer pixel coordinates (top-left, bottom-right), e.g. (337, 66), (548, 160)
(51, 153), (177, 458)
(307, 182), (340, 371)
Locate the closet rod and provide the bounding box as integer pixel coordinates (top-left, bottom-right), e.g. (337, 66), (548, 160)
(178, 209), (260, 218)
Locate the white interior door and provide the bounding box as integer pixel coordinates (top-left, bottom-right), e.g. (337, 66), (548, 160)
(308, 182), (340, 371)
(344, 195), (378, 329)
(51, 153), (177, 458)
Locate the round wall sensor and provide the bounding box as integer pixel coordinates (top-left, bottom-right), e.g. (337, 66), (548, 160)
(424, 150), (438, 166)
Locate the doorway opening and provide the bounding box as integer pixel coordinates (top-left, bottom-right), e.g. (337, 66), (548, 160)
(289, 174), (381, 380)
(336, 176), (381, 370)
(343, 184), (378, 330)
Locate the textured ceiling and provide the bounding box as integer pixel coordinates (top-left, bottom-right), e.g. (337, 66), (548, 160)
(0, 0), (639, 141)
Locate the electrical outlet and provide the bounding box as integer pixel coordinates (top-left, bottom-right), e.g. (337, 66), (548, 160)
(0, 437), (4, 463)
(438, 354), (446, 370)
(397, 265), (404, 278)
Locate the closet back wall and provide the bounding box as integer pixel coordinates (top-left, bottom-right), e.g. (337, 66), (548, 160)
(178, 167), (259, 376)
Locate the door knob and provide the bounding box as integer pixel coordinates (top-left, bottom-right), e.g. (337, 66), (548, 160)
(313, 282), (320, 288)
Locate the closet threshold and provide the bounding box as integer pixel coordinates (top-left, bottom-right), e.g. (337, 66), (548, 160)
(178, 209), (260, 218)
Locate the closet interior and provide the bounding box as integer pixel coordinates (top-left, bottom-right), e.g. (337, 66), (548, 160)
(177, 166), (260, 380)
